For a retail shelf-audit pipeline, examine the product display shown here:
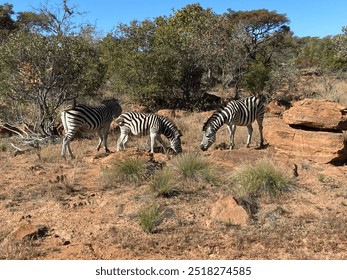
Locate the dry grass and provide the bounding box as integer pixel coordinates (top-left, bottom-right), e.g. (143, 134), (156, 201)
(1, 78), (347, 259)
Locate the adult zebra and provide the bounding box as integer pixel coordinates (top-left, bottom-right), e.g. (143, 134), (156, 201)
(115, 112), (182, 154)
(200, 96), (265, 151)
(61, 98), (122, 159)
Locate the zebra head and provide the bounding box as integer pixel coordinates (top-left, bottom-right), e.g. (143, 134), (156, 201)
(200, 124), (216, 151)
(169, 129), (183, 154)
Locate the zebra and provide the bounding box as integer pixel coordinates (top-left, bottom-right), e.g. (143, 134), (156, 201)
(115, 111), (182, 154)
(200, 96), (265, 151)
(60, 98), (122, 159)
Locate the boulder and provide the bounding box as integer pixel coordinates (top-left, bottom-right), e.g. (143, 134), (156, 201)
(283, 99), (347, 131)
(264, 117), (347, 164)
(210, 196), (249, 226)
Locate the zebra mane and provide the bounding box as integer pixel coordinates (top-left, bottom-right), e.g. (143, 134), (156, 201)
(158, 115), (182, 137)
(202, 109), (226, 132)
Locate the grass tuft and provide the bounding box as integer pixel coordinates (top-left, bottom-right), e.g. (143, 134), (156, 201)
(173, 152), (218, 184)
(150, 167), (175, 197)
(103, 158), (146, 188)
(231, 158), (291, 200)
(139, 203), (164, 233)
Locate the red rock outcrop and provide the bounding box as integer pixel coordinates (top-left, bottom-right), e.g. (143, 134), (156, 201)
(283, 99), (347, 131)
(264, 117), (347, 164)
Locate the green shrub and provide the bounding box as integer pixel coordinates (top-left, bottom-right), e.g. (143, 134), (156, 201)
(231, 158), (290, 199)
(139, 203), (164, 233)
(150, 167), (175, 197)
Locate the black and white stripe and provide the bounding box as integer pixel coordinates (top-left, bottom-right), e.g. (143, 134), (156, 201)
(200, 96), (265, 151)
(61, 99), (122, 158)
(115, 112), (182, 154)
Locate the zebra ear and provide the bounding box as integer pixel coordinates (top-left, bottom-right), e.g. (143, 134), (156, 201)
(115, 117), (124, 125)
(178, 130), (183, 136)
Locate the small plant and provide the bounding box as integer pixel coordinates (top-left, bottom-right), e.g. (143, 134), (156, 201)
(139, 203), (164, 233)
(231, 158), (291, 199)
(173, 152), (218, 184)
(0, 141), (6, 152)
(103, 158), (146, 187)
(317, 173), (325, 183)
(150, 167), (175, 197)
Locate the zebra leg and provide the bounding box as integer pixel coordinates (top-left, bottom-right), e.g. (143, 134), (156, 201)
(155, 135), (167, 153)
(257, 119), (264, 148)
(102, 123), (111, 153)
(228, 124), (236, 149)
(96, 129), (103, 151)
(149, 132), (157, 154)
(61, 137), (67, 158)
(61, 136), (75, 159)
(116, 127), (129, 151)
(246, 124), (253, 148)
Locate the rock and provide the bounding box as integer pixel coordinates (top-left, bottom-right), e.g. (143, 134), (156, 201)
(283, 99), (347, 131)
(266, 100), (286, 116)
(210, 196), (249, 226)
(264, 117), (347, 164)
(10, 223), (40, 240)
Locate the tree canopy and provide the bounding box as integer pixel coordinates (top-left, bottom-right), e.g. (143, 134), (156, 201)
(0, 1), (346, 135)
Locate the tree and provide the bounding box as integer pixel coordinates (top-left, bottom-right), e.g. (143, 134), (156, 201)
(0, 1), (105, 135)
(223, 9), (292, 96)
(333, 26), (347, 68)
(0, 3), (17, 42)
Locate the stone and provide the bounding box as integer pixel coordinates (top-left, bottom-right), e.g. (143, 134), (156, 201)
(210, 196), (249, 226)
(10, 223), (41, 240)
(264, 117), (347, 164)
(266, 100), (286, 116)
(282, 99), (347, 131)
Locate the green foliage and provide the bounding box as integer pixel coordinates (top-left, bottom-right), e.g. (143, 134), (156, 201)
(296, 36), (342, 70)
(231, 159), (291, 200)
(101, 6), (293, 107)
(139, 203), (164, 233)
(0, 3), (17, 42)
(0, 1), (105, 134)
(242, 61), (271, 94)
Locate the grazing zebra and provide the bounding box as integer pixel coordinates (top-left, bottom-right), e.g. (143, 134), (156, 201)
(115, 112), (182, 154)
(61, 99), (122, 158)
(200, 96), (265, 151)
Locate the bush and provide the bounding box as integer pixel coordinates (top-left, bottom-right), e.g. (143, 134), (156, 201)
(231, 158), (290, 199)
(139, 203), (164, 233)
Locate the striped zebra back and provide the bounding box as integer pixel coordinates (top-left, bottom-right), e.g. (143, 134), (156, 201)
(62, 99), (121, 134)
(201, 96), (264, 151)
(116, 111), (182, 153)
(203, 96), (264, 132)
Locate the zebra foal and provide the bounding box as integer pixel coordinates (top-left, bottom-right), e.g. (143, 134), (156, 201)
(61, 98), (122, 159)
(115, 112), (182, 154)
(200, 96), (265, 151)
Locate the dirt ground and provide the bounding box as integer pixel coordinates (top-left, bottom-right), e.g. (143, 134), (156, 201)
(0, 116), (347, 260)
